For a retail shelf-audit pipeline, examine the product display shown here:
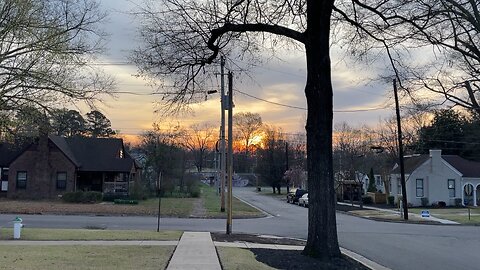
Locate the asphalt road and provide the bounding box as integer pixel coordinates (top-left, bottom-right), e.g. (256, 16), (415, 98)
(1, 187), (479, 270)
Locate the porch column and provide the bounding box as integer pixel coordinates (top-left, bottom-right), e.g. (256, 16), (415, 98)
(474, 185), (478, 207)
(462, 184), (465, 206)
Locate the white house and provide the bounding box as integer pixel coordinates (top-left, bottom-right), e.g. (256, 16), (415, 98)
(390, 149), (480, 207)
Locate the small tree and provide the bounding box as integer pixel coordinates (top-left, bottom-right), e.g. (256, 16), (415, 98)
(367, 168), (377, 193)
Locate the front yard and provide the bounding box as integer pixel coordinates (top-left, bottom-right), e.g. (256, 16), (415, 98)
(0, 185), (264, 218)
(409, 207), (480, 224)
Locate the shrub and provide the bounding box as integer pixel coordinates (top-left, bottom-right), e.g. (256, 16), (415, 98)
(362, 196), (373, 205)
(103, 193), (128, 202)
(62, 191), (102, 203)
(114, 199), (138, 205)
(454, 198), (463, 207)
(387, 195), (395, 206)
(83, 191), (102, 203)
(62, 191), (83, 203)
(438, 201), (447, 208)
(421, 197), (429, 207)
(129, 180), (149, 200)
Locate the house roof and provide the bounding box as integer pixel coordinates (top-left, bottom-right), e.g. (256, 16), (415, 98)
(391, 153), (480, 178)
(391, 154), (429, 174)
(0, 143), (26, 167)
(50, 135), (136, 172)
(442, 155), (480, 178)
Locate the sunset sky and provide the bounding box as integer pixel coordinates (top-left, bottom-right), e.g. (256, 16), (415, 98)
(87, 0), (397, 139)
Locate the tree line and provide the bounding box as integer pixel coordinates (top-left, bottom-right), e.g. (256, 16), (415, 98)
(0, 108), (116, 144)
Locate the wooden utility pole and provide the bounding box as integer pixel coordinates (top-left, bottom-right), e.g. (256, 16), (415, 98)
(393, 79), (409, 220)
(220, 56), (226, 212)
(226, 72), (234, 234)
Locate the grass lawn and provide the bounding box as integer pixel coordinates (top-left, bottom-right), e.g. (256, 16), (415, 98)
(0, 185), (264, 218)
(139, 197), (196, 217)
(201, 186), (265, 218)
(0, 228), (182, 241)
(217, 247), (276, 270)
(0, 245), (174, 270)
(409, 207), (480, 224)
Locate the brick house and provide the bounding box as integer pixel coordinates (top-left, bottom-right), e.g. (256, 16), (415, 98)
(0, 143), (26, 195)
(2, 135), (140, 199)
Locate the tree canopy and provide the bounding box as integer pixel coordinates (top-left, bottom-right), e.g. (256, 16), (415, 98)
(0, 0), (114, 115)
(132, 0), (478, 260)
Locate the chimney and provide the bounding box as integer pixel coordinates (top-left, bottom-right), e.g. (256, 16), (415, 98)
(429, 149), (442, 170)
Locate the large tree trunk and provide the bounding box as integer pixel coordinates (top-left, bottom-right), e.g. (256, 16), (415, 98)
(302, 0), (341, 259)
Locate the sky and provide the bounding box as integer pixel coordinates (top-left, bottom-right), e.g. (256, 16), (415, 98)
(88, 0), (397, 140)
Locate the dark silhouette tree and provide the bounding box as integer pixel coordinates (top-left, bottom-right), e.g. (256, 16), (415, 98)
(50, 109), (85, 137)
(85, 110), (116, 138)
(132, 0), (476, 259)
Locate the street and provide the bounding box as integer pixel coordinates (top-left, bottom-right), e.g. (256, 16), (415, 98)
(1, 187), (479, 270)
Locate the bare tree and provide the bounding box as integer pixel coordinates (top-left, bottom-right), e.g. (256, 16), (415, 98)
(181, 123), (216, 172)
(233, 112), (263, 155)
(132, 0), (343, 258)
(132, 0), (459, 259)
(233, 112), (263, 172)
(0, 0), (114, 114)
(337, 0), (480, 112)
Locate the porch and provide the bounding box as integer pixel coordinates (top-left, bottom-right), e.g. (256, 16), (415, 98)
(76, 171), (132, 196)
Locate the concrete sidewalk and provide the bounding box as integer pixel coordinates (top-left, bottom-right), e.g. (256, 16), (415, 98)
(166, 232), (221, 270)
(0, 233), (388, 270)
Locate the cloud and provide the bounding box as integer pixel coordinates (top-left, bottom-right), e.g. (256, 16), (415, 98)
(91, 0), (396, 135)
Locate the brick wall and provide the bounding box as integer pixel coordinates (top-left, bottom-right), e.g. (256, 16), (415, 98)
(7, 137), (76, 199)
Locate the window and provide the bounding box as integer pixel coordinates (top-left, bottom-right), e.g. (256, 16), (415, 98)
(416, 179), (424, 197)
(57, 172), (67, 190)
(448, 179), (455, 198)
(375, 175), (382, 186)
(16, 171), (27, 189)
(397, 177), (402, 194)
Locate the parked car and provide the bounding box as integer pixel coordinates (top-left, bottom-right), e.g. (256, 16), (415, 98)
(298, 193), (308, 207)
(286, 188), (307, 204)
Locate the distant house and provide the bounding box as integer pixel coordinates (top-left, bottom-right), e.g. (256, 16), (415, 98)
(390, 149), (480, 207)
(1, 135), (140, 199)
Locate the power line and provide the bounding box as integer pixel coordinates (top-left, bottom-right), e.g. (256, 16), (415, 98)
(234, 89), (391, 113)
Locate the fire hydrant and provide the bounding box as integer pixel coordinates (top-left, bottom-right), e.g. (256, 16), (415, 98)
(13, 217), (23, 239)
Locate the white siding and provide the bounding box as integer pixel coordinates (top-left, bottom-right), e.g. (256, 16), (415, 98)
(391, 157), (462, 206)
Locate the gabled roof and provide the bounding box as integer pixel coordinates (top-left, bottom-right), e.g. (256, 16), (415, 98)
(49, 136), (80, 167)
(442, 155), (480, 178)
(391, 153), (480, 178)
(0, 143), (26, 167)
(391, 154), (429, 174)
(49, 135), (136, 172)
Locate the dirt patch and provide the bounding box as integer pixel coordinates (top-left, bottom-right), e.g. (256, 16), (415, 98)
(212, 232), (306, 246)
(189, 198), (206, 218)
(214, 233), (367, 270)
(250, 249), (368, 270)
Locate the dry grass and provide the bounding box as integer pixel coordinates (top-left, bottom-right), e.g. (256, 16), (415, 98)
(0, 228), (182, 241)
(0, 245), (174, 270)
(0, 197), (196, 217)
(217, 247), (276, 270)
(202, 186), (265, 218)
(410, 207), (480, 224)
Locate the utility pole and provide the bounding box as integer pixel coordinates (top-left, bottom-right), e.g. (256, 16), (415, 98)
(285, 142), (290, 194)
(393, 79), (409, 220)
(220, 56), (226, 212)
(226, 72), (234, 234)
